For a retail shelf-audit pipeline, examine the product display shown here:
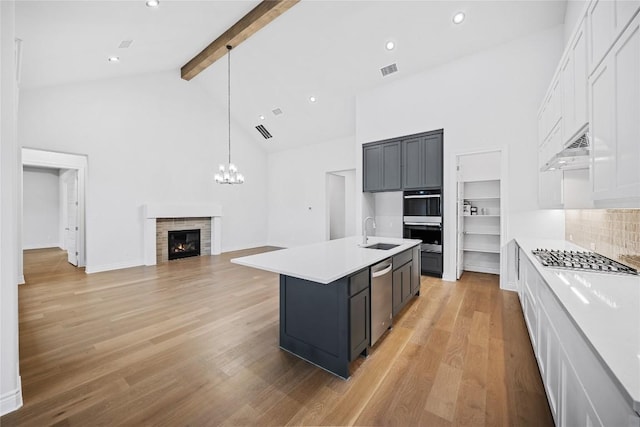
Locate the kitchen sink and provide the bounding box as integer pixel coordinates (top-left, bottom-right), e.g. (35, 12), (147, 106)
(363, 243), (400, 250)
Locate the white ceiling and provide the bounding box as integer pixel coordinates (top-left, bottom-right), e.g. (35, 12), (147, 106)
(15, 0), (567, 153)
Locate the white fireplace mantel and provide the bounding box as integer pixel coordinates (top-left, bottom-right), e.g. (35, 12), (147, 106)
(142, 203), (222, 265)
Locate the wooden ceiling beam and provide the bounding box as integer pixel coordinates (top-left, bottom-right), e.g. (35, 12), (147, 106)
(181, 0), (300, 81)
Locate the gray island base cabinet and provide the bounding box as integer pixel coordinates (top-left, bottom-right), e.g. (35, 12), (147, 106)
(279, 269), (370, 379)
(278, 248), (419, 379)
(231, 237), (422, 379)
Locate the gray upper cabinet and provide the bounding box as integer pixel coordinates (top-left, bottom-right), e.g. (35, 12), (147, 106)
(363, 130), (442, 193)
(363, 141), (401, 192)
(403, 133), (442, 189)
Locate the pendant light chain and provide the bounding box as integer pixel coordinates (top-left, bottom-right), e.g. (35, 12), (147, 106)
(214, 44), (244, 184)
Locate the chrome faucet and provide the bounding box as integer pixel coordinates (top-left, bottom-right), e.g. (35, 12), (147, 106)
(363, 216), (376, 245)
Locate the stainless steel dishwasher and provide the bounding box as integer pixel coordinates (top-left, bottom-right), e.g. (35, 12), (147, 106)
(370, 258), (393, 346)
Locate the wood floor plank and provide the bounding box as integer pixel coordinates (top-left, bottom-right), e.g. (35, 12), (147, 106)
(0, 248), (553, 426)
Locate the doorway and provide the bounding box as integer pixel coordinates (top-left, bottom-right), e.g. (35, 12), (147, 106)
(326, 169), (356, 240)
(455, 148), (507, 287)
(21, 148), (87, 271)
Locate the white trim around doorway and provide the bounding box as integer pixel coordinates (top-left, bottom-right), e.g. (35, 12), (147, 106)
(21, 148), (88, 269)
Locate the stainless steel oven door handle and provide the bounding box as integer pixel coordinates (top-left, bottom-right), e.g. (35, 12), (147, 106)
(404, 222), (442, 227)
(404, 194), (441, 199)
(371, 264), (393, 278)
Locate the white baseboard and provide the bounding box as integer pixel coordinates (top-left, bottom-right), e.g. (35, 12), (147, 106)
(441, 272), (457, 282)
(221, 242), (273, 253)
(85, 259), (143, 274)
(0, 377), (23, 416)
(18, 274), (25, 285)
(22, 243), (61, 250)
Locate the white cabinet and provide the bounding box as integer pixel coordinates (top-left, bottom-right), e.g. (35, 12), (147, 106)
(561, 19), (589, 142)
(590, 13), (640, 204)
(560, 355), (603, 427)
(539, 122), (564, 208)
(538, 75), (564, 145)
(459, 180), (501, 275)
(521, 255), (538, 349)
(515, 244), (640, 427)
(589, 0), (640, 71)
(538, 303), (562, 425)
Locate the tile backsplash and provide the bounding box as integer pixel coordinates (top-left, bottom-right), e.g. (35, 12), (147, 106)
(565, 209), (640, 270)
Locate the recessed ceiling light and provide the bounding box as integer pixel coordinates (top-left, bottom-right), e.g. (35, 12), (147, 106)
(259, 115), (265, 120)
(385, 40), (395, 51)
(558, 160), (567, 164)
(146, 0), (159, 7)
(108, 56), (120, 63)
(309, 96), (317, 103)
(453, 12), (465, 24)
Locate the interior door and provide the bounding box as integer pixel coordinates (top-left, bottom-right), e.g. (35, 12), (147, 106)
(66, 171), (79, 266)
(456, 180), (464, 279)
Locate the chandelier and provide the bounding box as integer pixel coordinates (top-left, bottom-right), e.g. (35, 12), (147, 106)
(215, 45), (244, 185)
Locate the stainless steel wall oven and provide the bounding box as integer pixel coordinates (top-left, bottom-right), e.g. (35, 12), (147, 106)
(403, 189), (443, 277)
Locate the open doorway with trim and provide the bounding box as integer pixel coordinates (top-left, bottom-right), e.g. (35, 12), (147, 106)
(326, 169), (356, 240)
(455, 148), (508, 287)
(21, 148), (88, 271)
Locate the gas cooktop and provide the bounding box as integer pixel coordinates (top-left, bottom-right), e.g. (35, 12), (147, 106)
(531, 249), (638, 276)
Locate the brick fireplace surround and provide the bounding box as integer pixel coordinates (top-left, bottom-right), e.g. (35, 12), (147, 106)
(142, 204), (222, 265)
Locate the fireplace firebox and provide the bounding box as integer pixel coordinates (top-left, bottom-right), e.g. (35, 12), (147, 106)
(168, 229), (201, 260)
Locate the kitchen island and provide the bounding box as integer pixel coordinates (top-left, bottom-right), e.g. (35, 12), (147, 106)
(232, 236), (421, 378)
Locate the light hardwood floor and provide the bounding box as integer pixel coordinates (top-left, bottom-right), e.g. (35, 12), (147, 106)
(1, 248), (553, 426)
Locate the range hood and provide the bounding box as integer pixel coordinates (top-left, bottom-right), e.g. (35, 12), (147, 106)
(541, 130), (590, 172)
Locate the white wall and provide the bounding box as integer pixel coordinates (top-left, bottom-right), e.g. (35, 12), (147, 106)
(18, 71), (269, 272)
(267, 136), (355, 248)
(22, 166), (60, 249)
(356, 25), (567, 282)
(327, 173), (346, 239)
(1, 0), (23, 416)
(373, 192), (403, 238)
(342, 170), (356, 237)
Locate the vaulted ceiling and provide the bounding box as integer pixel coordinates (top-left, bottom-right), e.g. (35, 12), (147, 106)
(15, 0), (567, 153)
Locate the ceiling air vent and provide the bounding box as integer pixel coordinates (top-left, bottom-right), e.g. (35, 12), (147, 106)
(118, 40), (134, 49)
(272, 108), (283, 116)
(380, 63), (398, 77)
(255, 124), (273, 139)
(567, 133), (589, 149)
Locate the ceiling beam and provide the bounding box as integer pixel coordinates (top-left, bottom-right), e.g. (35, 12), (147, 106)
(181, 0), (300, 81)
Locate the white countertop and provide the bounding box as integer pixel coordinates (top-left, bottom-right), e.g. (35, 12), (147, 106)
(516, 238), (640, 412)
(231, 236), (421, 284)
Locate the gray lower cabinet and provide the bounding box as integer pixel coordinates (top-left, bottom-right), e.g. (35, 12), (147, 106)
(411, 246), (421, 294)
(349, 287), (370, 362)
(348, 268), (370, 361)
(402, 132), (443, 189)
(421, 251), (442, 276)
(392, 262), (411, 316)
(392, 248), (420, 316)
(363, 141), (401, 192)
(279, 267), (371, 379)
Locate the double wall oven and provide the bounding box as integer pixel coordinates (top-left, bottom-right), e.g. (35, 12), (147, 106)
(402, 189), (443, 276)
